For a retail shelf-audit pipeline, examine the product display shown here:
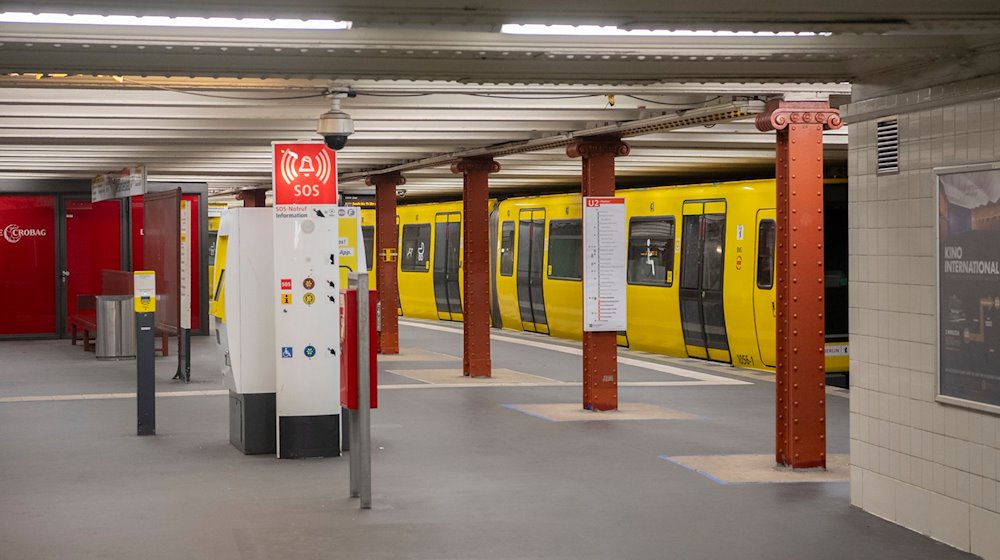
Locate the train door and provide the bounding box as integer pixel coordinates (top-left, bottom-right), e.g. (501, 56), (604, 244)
(488, 206), (502, 328)
(678, 200), (730, 362)
(433, 212), (463, 321)
(753, 211), (778, 367)
(395, 216), (402, 315)
(63, 197), (123, 333)
(517, 209), (548, 334)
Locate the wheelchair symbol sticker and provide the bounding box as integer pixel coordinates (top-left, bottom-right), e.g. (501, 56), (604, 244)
(281, 346), (293, 358)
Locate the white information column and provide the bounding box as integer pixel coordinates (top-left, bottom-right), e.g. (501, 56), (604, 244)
(582, 196), (627, 332)
(272, 142), (342, 458)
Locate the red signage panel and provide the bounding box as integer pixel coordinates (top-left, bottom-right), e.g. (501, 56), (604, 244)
(0, 195), (56, 335)
(272, 142), (338, 205)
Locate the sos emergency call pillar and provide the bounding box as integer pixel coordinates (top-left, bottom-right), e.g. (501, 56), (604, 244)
(272, 142), (342, 458)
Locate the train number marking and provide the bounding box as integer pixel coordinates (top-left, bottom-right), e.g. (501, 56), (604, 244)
(735, 354), (755, 367)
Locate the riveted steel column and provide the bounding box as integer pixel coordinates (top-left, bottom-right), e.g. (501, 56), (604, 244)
(756, 100), (842, 469)
(366, 172), (405, 354)
(567, 136), (630, 411)
(451, 157), (499, 377)
(238, 187), (268, 207)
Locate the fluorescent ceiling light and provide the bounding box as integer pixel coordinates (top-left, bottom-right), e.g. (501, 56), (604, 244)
(501, 24), (829, 37)
(0, 12), (351, 30)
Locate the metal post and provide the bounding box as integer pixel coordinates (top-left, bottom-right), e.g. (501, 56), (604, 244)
(567, 136), (629, 411)
(366, 173), (404, 355)
(357, 273), (372, 509)
(451, 157), (499, 377)
(756, 99), (841, 469)
(136, 310), (156, 436)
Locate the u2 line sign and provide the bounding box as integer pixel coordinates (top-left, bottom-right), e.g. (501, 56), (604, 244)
(583, 196), (627, 332)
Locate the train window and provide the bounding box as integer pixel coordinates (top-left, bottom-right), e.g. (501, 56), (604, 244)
(361, 225), (375, 271)
(500, 221), (515, 276)
(400, 223), (431, 272)
(547, 219), (582, 280)
(627, 217), (675, 286)
(757, 220), (776, 289)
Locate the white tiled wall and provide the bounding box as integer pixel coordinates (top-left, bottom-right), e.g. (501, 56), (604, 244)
(848, 89), (1000, 557)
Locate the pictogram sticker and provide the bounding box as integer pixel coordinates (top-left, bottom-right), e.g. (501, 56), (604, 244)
(280, 293), (293, 305)
(280, 278), (292, 290)
(281, 347), (293, 358)
(303, 277), (315, 290)
(304, 345), (317, 358)
(303, 292), (316, 305)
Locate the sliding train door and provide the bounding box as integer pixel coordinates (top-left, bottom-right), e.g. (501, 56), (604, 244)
(753, 210), (777, 367)
(678, 200), (730, 363)
(433, 212), (463, 321)
(516, 209), (548, 334)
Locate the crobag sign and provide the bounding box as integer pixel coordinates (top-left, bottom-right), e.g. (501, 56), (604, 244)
(272, 142), (338, 205)
(3, 224), (47, 244)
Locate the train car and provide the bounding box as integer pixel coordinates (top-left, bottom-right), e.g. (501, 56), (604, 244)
(395, 200), (466, 321)
(393, 179), (848, 375)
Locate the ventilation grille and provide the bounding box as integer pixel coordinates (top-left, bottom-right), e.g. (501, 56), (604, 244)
(876, 118), (899, 174)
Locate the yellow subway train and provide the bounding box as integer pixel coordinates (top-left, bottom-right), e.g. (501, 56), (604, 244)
(362, 178), (849, 374)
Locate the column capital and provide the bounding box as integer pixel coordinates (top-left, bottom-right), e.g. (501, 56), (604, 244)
(450, 156), (500, 175)
(364, 171), (406, 187)
(566, 135), (630, 159)
(755, 99), (842, 133)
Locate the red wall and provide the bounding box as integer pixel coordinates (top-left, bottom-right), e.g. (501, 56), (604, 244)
(0, 195), (57, 335)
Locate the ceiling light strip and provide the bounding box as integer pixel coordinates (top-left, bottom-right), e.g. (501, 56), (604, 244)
(0, 12), (351, 30)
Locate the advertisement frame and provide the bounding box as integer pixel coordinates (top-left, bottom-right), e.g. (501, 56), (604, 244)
(936, 161), (1000, 415)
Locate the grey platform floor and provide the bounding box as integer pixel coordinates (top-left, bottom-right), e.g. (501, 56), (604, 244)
(0, 321), (974, 560)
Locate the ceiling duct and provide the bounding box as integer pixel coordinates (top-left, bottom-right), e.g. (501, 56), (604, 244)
(339, 99), (765, 184)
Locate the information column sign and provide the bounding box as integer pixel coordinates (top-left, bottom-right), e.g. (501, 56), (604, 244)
(179, 199), (192, 330)
(272, 141), (341, 457)
(583, 196), (627, 331)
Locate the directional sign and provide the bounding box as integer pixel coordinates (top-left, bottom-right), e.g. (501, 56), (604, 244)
(273, 142), (338, 206)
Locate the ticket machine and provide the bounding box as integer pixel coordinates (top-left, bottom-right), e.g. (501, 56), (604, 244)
(210, 208), (276, 454)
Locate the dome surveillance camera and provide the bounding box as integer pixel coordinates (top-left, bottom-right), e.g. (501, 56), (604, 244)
(316, 96), (354, 151)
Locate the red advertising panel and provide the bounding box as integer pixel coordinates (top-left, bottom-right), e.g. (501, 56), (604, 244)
(65, 199), (122, 329)
(0, 195), (56, 335)
(273, 142), (338, 205)
(133, 194), (202, 331)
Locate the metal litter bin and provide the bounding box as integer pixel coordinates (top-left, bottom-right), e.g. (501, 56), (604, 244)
(96, 295), (136, 360)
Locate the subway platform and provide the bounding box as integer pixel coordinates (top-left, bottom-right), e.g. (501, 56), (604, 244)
(0, 321), (974, 560)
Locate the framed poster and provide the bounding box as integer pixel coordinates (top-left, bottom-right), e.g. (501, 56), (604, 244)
(937, 163), (1000, 412)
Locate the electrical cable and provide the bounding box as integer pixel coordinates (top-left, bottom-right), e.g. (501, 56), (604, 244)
(624, 94), (722, 107)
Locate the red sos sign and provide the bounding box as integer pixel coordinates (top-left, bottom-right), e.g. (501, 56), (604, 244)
(272, 142), (338, 205)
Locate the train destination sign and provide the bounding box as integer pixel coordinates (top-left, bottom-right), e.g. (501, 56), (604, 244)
(938, 165), (1000, 410)
(583, 196), (627, 332)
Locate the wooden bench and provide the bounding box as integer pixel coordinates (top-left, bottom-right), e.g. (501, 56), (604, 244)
(69, 295), (98, 352)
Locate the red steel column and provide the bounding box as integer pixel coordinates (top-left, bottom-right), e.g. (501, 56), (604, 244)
(567, 135), (630, 411)
(756, 99), (842, 468)
(365, 172), (405, 354)
(239, 187), (268, 207)
(451, 157), (499, 377)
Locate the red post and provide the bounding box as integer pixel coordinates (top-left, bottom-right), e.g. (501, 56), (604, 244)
(451, 157), (499, 377)
(238, 187), (268, 207)
(365, 172), (405, 355)
(567, 135), (630, 411)
(756, 99), (842, 468)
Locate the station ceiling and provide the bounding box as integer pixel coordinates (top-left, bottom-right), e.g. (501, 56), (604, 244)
(0, 1), (997, 199)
